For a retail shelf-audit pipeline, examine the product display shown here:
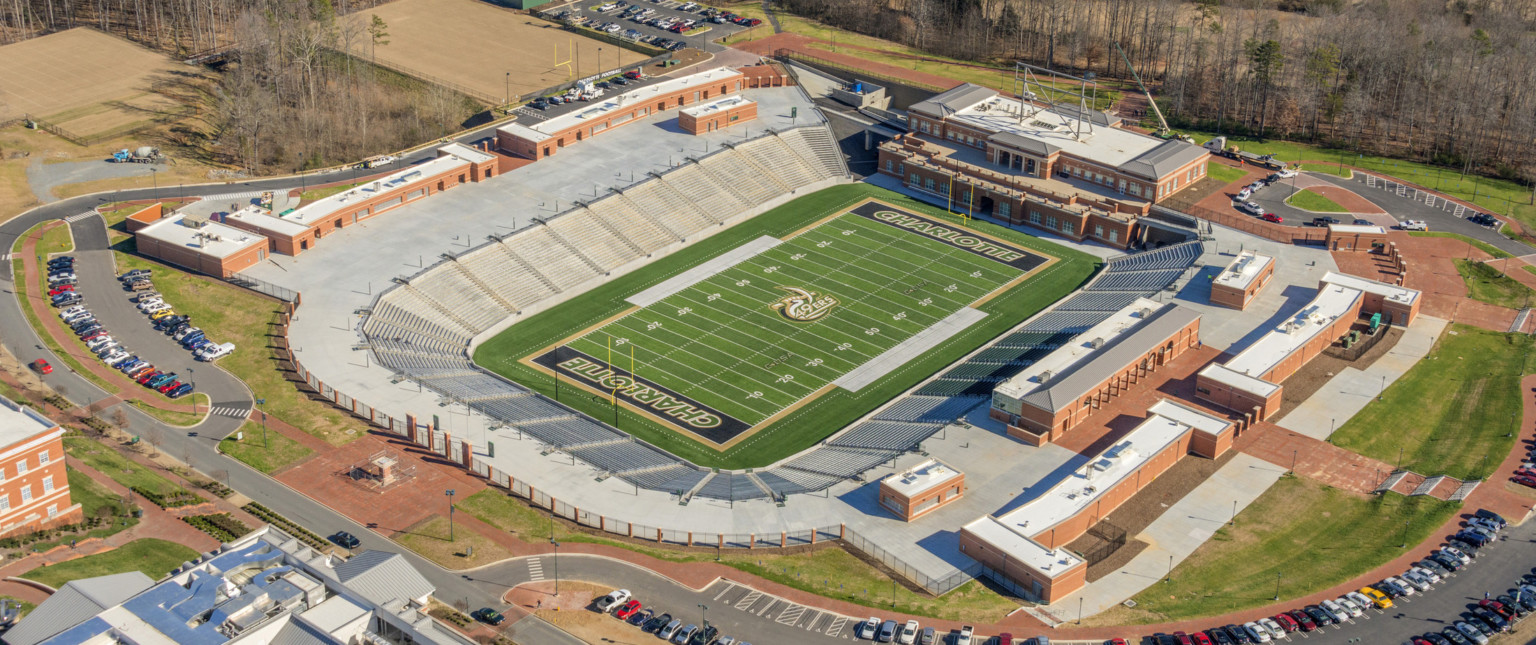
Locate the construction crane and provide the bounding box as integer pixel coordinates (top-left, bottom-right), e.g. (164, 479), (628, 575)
(1114, 42), (1190, 142)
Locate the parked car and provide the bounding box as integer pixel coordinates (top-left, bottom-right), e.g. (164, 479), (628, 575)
(1480, 599), (1515, 621)
(671, 624), (696, 644)
(595, 589), (631, 613)
(646, 612), (672, 633)
(470, 608), (504, 625)
(1471, 606), (1508, 632)
(627, 608), (652, 627)
(1303, 605), (1334, 627)
(857, 617), (881, 640)
(156, 380), (182, 394)
(614, 599), (641, 620)
(1310, 216), (1342, 226)
(1453, 621), (1489, 644)
(1287, 610), (1317, 632)
(955, 626), (974, 645)
(1399, 220), (1429, 231)
(1271, 612), (1299, 633)
(119, 269), (151, 281)
(1255, 618), (1284, 640)
(897, 620), (919, 645)
(877, 620), (897, 643)
(167, 383), (194, 398)
(330, 531), (360, 548)
(659, 619), (682, 640)
(197, 342), (236, 361)
(1320, 599), (1350, 622)
(1474, 509), (1507, 527)
(1262, 213), (1284, 223)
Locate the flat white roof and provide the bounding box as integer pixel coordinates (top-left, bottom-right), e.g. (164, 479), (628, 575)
(1221, 283), (1362, 380)
(0, 395), (58, 450)
(136, 212), (268, 260)
(523, 68), (745, 137)
(225, 204), (309, 237)
(947, 95), (1162, 167)
(1197, 363), (1282, 398)
(498, 121), (550, 143)
(680, 94), (752, 117)
(285, 155), (470, 226)
(965, 410), (1191, 577)
(880, 459), (961, 498)
(1328, 224), (1386, 235)
(437, 142), (496, 164)
(1146, 399), (1232, 437)
(1322, 270), (1420, 306)
(995, 297), (1165, 400)
(1213, 251), (1273, 291)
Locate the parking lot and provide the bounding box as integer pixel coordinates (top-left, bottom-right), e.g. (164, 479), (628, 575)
(548, 0), (755, 54)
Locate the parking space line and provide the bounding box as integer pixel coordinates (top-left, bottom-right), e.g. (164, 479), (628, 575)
(799, 609), (821, 629)
(826, 616), (848, 637)
(712, 583), (736, 601)
(756, 599), (780, 617)
(734, 590), (760, 609)
(777, 604), (805, 624)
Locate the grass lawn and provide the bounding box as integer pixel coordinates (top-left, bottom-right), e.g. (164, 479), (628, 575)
(36, 223), (74, 256)
(393, 516), (513, 570)
(1109, 476), (1459, 623)
(22, 469), (141, 552)
(1285, 189), (1348, 213)
(63, 436), (187, 499)
(457, 488), (1021, 622)
(1454, 260), (1535, 310)
(1205, 163), (1248, 185)
(472, 184), (1099, 469)
(1186, 130), (1536, 236)
(127, 395), (209, 426)
(1406, 231), (1514, 259)
(20, 538), (197, 588)
(1331, 324), (1532, 479)
(108, 248), (367, 446)
(218, 422), (314, 474)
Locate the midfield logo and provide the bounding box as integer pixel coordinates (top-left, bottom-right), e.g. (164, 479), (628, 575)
(770, 286), (838, 322)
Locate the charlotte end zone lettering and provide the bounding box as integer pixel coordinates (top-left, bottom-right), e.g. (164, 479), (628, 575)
(848, 202), (1048, 272)
(533, 347), (751, 444)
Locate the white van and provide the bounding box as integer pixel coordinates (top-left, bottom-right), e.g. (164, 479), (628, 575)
(197, 342), (235, 362)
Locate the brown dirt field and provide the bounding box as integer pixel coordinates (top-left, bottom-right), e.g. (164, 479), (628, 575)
(352, 0), (651, 103)
(0, 28), (182, 139)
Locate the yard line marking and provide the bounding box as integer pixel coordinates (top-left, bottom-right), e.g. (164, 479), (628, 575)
(712, 583), (736, 601)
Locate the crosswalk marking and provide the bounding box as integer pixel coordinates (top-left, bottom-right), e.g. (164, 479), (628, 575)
(0, 253), (11, 262)
(63, 211), (97, 223)
(527, 558), (545, 581)
(209, 406), (248, 418)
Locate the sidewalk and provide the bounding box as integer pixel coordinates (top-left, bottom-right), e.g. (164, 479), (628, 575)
(1275, 315), (1445, 439)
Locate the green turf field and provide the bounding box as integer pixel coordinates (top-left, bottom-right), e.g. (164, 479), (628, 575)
(554, 208), (1037, 436)
(475, 184), (1100, 468)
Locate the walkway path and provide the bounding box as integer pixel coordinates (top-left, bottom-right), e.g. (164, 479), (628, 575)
(1236, 424), (1393, 495)
(1275, 315), (1446, 441)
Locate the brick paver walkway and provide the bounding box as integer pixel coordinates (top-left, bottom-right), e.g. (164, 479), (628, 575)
(275, 432), (485, 535)
(1332, 233), (1517, 330)
(1234, 423), (1394, 495)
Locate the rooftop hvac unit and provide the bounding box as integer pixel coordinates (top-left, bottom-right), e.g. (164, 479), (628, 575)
(1090, 337), (1105, 349)
(182, 213), (211, 228)
(1036, 369), (1053, 383)
(1138, 307), (1153, 318)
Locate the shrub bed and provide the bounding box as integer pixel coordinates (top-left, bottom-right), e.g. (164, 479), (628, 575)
(242, 503), (329, 551)
(182, 514), (251, 542)
(131, 486), (202, 509)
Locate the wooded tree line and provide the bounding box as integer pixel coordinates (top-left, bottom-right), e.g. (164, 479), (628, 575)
(779, 0), (1536, 182)
(1, 0), (477, 174)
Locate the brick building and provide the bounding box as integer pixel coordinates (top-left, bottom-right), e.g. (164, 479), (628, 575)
(877, 459), (965, 521)
(989, 299), (1203, 446)
(0, 395), (81, 537)
(678, 95), (757, 135)
(1196, 272), (1420, 420)
(497, 68), (745, 160)
(876, 83), (1208, 248)
(1209, 250), (1275, 310)
(960, 399), (1233, 603)
(1326, 224), (1388, 252)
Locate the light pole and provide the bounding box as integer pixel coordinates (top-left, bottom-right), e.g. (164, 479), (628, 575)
(698, 603), (708, 634)
(445, 489), (456, 542)
(1399, 519), (1410, 548)
(150, 167), (159, 201)
(550, 539), (561, 595)
(505, 71), (511, 106)
(256, 398), (267, 448)
(187, 368), (195, 414)
(1273, 572), (1281, 600)
(1164, 554), (1173, 583)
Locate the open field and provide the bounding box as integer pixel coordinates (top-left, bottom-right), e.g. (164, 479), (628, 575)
(63, 436), (188, 499)
(1331, 324), (1531, 479)
(1102, 475), (1460, 623)
(1407, 231), (1513, 259)
(20, 538), (197, 588)
(474, 184), (1098, 468)
(1204, 163), (1247, 185)
(0, 28), (183, 141)
(218, 422), (315, 474)
(352, 0), (649, 103)
(458, 487), (1022, 622)
(1285, 189), (1347, 213)
(1454, 260), (1535, 310)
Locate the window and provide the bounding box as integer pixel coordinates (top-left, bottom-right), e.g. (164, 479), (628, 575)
(42, 476), (53, 494)
(1045, 216), (1058, 230)
(939, 182), (949, 196)
(14, 460), (26, 476)
(1129, 184), (1141, 196)
(1109, 230), (1119, 242)
(1029, 210), (1041, 224)
(1095, 225), (1104, 237)
(908, 173), (921, 187)
(885, 159), (894, 171)
(37, 451), (47, 466)
(1062, 221), (1075, 234)
(47, 504), (56, 518)
(925, 178), (936, 191)
(20, 486), (31, 503)
(920, 121), (930, 134)
(998, 202), (1011, 217)
(0, 495), (9, 512)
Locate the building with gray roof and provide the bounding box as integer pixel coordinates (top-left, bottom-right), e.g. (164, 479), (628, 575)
(4, 527), (471, 645)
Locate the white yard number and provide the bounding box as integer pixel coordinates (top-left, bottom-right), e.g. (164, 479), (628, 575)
(763, 265), (779, 274)
(677, 307), (692, 316)
(646, 321), (663, 331)
(747, 391), (763, 399)
(777, 374), (795, 383)
(736, 279), (751, 287)
(707, 293), (721, 302)
(865, 327), (880, 336)
(816, 240), (832, 248)
(805, 357), (823, 367)
(971, 271), (983, 278)
(892, 312), (907, 321)
(791, 253), (806, 261)
(841, 229), (855, 236)
(835, 342), (852, 351)
(614, 337), (629, 346)
(919, 297), (933, 307)
(944, 284), (959, 293)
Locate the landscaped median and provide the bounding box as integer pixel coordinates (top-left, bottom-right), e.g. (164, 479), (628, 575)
(1284, 188), (1348, 213)
(18, 538), (198, 589)
(218, 421), (315, 474)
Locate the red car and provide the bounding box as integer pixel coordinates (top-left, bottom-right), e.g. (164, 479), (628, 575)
(1288, 609), (1317, 632)
(47, 285), (75, 296)
(1481, 599), (1514, 620)
(1272, 612), (1299, 632)
(137, 370), (162, 385)
(157, 380), (182, 394)
(1106, 640), (1128, 645)
(1512, 475), (1536, 488)
(30, 359), (52, 375)
(1189, 632), (1213, 645)
(1262, 213), (1284, 223)
(613, 599), (641, 620)
(1172, 632), (1195, 645)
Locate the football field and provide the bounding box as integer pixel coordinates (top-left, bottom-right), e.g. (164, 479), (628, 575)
(530, 200), (1052, 445)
